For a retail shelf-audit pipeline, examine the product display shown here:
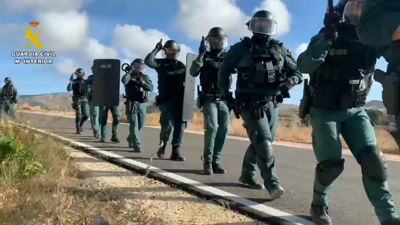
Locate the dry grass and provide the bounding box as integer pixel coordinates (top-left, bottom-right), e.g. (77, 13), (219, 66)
(0, 122), (165, 225)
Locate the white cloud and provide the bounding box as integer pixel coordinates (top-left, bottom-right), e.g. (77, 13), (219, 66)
(113, 24), (194, 63)
(3, 0), (88, 13)
(82, 38), (118, 62)
(294, 43), (308, 59)
(34, 11), (89, 52)
(54, 58), (76, 75)
(174, 0), (292, 39)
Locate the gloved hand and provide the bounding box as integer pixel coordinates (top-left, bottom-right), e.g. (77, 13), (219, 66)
(69, 74), (74, 82)
(279, 78), (296, 93)
(323, 12), (340, 40)
(199, 36), (206, 56)
(155, 39), (163, 50)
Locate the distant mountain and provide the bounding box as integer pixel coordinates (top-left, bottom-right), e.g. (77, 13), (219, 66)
(365, 100), (385, 109)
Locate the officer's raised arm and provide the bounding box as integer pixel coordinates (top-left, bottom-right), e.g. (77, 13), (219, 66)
(121, 72), (131, 86)
(297, 31), (333, 74)
(190, 36), (207, 77)
(141, 75), (154, 92)
(218, 44), (241, 96)
(145, 39), (163, 69)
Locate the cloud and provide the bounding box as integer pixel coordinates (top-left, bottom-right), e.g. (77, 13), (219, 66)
(54, 58), (76, 75)
(82, 38), (118, 62)
(2, 0), (88, 13)
(113, 24), (194, 63)
(174, 0), (292, 39)
(293, 43), (308, 59)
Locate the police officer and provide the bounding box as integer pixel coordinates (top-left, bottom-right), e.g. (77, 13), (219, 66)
(122, 58), (154, 152)
(357, 0), (400, 147)
(218, 10), (303, 199)
(144, 39), (187, 161)
(0, 77), (18, 119)
(98, 101), (121, 143)
(190, 27), (232, 175)
(297, 2), (400, 223)
(67, 68), (90, 134)
(86, 66), (100, 139)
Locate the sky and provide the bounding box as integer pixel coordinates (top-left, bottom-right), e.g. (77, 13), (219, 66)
(0, 0), (388, 105)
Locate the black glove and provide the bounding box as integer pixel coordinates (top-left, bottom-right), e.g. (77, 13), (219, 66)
(155, 39), (163, 50)
(323, 12), (340, 40)
(199, 36), (206, 56)
(280, 78), (296, 93)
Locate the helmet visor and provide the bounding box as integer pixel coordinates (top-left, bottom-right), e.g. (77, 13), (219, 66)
(343, 1), (364, 25)
(206, 36), (228, 50)
(162, 48), (179, 59)
(74, 70), (85, 77)
(133, 62), (146, 72)
(248, 17), (277, 35)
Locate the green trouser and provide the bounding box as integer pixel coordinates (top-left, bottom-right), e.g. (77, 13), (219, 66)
(357, 0), (400, 47)
(240, 101), (280, 192)
(74, 98), (89, 128)
(159, 101), (187, 147)
(1, 101), (15, 118)
(202, 100), (230, 167)
(99, 106), (120, 138)
(126, 101), (147, 149)
(310, 106), (398, 222)
(89, 104), (100, 136)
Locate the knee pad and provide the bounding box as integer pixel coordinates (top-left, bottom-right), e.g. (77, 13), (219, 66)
(315, 159), (345, 186)
(255, 140), (273, 161)
(357, 146), (387, 182)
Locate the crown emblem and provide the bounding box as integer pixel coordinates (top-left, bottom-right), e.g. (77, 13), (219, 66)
(29, 21), (39, 27)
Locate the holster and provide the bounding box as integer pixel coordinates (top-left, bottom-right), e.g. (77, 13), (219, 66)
(227, 91), (240, 119)
(71, 103), (76, 110)
(299, 79), (312, 119)
(374, 69), (400, 115)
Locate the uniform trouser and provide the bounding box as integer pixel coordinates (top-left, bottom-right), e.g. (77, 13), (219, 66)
(159, 101), (187, 147)
(1, 102), (15, 118)
(240, 101), (280, 192)
(202, 100), (230, 167)
(89, 104), (100, 136)
(357, 0), (400, 47)
(99, 106), (120, 138)
(74, 100), (89, 127)
(310, 106), (398, 222)
(126, 101), (147, 149)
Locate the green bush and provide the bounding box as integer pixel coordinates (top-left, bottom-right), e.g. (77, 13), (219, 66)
(0, 127), (45, 182)
(367, 108), (386, 125)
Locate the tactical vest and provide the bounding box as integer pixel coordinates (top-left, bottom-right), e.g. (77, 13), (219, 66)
(72, 78), (86, 97)
(157, 59), (185, 99)
(200, 52), (228, 97)
(311, 24), (377, 110)
(125, 73), (148, 103)
(2, 85), (14, 99)
(237, 37), (285, 94)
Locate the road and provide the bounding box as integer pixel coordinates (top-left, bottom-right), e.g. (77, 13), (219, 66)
(16, 112), (400, 225)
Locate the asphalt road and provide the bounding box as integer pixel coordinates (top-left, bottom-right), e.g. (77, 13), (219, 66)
(16, 112), (400, 225)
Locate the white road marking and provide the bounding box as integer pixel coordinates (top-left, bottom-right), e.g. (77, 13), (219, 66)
(10, 120), (315, 225)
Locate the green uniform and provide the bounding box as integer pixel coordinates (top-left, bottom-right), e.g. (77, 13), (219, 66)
(121, 71), (154, 151)
(99, 106), (120, 141)
(86, 75), (100, 138)
(0, 84), (17, 118)
(297, 24), (398, 224)
(190, 51), (231, 172)
(67, 78), (90, 132)
(218, 37), (302, 193)
(145, 48), (187, 159)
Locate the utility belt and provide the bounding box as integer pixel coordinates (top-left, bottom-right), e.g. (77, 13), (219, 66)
(235, 92), (277, 111)
(312, 91), (367, 111)
(197, 90), (222, 108)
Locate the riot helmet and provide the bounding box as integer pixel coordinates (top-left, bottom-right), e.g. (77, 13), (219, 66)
(246, 10), (277, 36)
(162, 40), (180, 59)
(4, 77), (11, 85)
(206, 27), (228, 51)
(131, 58), (146, 72)
(74, 68), (85, 78)
(342, 0), (364, 25)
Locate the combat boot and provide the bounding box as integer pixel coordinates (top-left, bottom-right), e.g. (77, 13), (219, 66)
(133, 147), (141, 153)
(238, 175), (264, 189)
(382, 218), (400, 225)
(212, 163), (226, 174)
(99, 137), (106, 143)
(170, 145), (186, 161)
(95, 133), (100, 139)
(310, 204), (332, 225)
(127, 137), (133, 148)
(76, 126), (81, 134)
(156, 141), (166, 158)
(110, 135), (120, 143)
(203, 164), (213, 175)
(269, 185), (285, 200)
(79, 126), (83, 133)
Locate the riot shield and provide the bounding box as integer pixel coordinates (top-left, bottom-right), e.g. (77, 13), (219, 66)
(182, 53), (197, 121)
(91, 59), (121, 107)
